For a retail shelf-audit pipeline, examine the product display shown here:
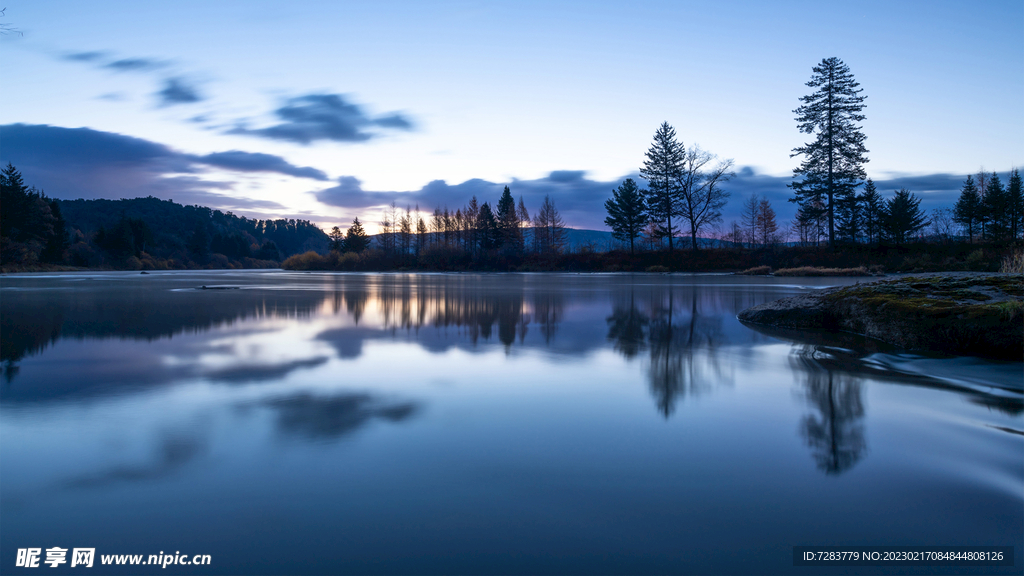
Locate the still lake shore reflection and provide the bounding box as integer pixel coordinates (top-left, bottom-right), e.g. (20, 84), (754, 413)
(2, 271), (1021, 574)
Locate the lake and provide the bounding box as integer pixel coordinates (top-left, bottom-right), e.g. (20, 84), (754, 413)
(2, 271), (1021, 575)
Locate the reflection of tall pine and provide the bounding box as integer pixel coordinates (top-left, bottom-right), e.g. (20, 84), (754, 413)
(790, 57), (868, 249)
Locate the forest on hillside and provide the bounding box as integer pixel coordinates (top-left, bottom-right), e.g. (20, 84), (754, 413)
(0, 163), (328, 270)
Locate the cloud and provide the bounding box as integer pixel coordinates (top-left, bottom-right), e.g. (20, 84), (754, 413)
(97, 92), (128, 102)
(548, 170), (587, 183)
(60, 50), (169, 73)
(104, 57), (169, 72)
(56, 50), (199, 106)
(719, 168), (995, 225)
(260, 392), (419, 442)
(157, 77), (203, 105)
(206, 357), (329, 384)
(228, 93), (414, 144)
(0, 124), (328, 211)
(194, 151), (328, 181)
(62, 50), (107, 62)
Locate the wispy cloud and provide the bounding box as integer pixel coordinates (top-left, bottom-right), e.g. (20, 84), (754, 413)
(104, 57), (169, 72)
(62, 50), (107, 62)
(193, 151), (328, 181)
(56, 49), (203, 106)
(157, 77), (203, 105)
(228, 93), (414, 144)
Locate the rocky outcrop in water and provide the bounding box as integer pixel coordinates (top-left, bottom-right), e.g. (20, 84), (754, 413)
(738, 273), (1023, 360)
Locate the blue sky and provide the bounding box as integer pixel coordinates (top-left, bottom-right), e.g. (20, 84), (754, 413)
(1, 0), (1021, 232)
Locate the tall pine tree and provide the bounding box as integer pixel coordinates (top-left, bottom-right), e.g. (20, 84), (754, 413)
(476, 202), (500, 251)
(953, 175), (982, 243)
(496, 186), (521, 252)
(640, 122), (685, 251)
(790, 57), (868, 249)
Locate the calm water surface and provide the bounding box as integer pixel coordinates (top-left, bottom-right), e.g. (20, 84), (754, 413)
(2, 271), (1021, 575)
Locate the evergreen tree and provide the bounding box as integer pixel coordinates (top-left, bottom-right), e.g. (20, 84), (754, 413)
(835, 186), (860, 244)
(399, 207), (412, 255)
(415, 215), (427, 256)
(1007, 169), (1023, 239)
(860, 178), (883, 245)
(953, 175), (982, 243)
(982, 172), (1010, 240)
(496, 185), (521, 252)
(640, 122), (685, 251)
(328, 226), (345, 252)
(476, 202), (500, 251)
(345, 217), (369, 253)
(882, 188), (929, 244)
(790, 57), (869, 249)
(0, 163), (60, 263)
(604, 178), (648, 253)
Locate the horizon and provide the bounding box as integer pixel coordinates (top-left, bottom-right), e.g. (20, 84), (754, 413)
(1, 1), (1021, 234)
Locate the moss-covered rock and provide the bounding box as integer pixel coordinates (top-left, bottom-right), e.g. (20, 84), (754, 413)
(738, 273), (1023, 360)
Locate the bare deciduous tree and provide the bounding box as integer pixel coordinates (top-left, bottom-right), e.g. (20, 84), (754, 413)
(677, 146), (733, 251)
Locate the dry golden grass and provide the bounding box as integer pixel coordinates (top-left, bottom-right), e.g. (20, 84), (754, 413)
(773, 266), (871, 277)
(1000, 247), (1024, 274)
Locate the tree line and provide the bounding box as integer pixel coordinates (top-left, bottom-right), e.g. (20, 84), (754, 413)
(0, 163), (329, 269)
(604, 57), (1023, 253)
(320, 187), (569, 261)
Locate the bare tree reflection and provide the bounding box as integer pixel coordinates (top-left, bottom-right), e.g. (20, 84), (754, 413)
(792, 350), (867, 475)
(533, 291), (563, 344)
(607, 287), (729, 418)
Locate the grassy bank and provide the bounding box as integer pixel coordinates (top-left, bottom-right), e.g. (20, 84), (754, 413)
(282, 242), (1021, 274)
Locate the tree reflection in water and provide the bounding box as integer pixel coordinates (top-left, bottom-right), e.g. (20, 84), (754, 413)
(791, 348), (867, 475)
(607, 287), (729, 417)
